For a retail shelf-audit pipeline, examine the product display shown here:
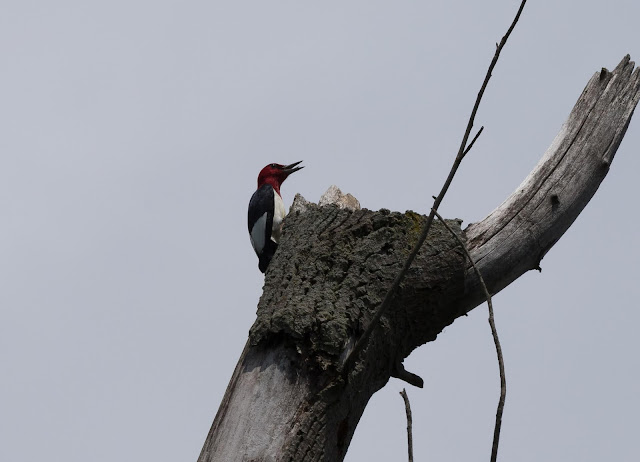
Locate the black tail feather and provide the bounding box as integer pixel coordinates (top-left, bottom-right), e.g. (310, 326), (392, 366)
(258, 240), (278, 273)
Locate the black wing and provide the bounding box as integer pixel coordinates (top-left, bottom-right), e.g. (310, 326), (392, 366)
(248, 184), (275, 250)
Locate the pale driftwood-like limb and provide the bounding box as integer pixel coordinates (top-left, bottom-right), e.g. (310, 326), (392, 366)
(460, 55), (640, 312)
(198, 57), (640, 462)
(400, 389), (414, 462)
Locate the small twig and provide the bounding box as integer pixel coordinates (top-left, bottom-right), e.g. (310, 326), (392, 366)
(432, 209), (506, 462)
(392, 361), (424, 388)
(341, 0), (527, 376)
(463, 126), (485, 157)
(399, 389), (414, 462)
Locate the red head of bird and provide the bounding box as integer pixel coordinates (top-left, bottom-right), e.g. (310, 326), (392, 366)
(257, 161), (304, 195)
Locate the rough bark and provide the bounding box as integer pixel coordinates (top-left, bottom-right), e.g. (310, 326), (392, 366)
(198, 56), (640, 462)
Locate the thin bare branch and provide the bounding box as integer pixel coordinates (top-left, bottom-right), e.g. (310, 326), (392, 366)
(463, 126), (485, 157)
(433, 209), (506, 462)
(342, 0), (528, 375)
(400, 389), (414, 462)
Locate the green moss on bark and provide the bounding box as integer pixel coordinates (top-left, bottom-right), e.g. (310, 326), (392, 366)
(249, 201), (466, 370)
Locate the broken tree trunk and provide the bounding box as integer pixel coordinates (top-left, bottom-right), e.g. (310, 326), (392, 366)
(198, 56), (640, 462)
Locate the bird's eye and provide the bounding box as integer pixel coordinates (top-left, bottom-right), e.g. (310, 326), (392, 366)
(270, 163), (277, 168)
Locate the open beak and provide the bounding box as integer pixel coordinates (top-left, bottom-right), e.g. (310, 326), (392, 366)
(283, 160), (304, 175)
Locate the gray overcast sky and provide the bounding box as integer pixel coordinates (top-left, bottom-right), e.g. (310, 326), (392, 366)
(1, 1), (638, 461)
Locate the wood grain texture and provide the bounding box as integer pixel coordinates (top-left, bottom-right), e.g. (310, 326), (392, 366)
(460, 55), (640, 312)
(198, 56), (640, 462)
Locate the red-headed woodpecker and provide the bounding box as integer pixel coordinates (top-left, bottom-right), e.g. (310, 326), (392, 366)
(248, 161), (304, 273)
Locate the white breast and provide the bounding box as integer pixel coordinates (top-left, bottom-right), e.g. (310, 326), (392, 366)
(271, 190), (286, 243)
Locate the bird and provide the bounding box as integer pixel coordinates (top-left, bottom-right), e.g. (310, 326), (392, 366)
(248, 161), (304, 273)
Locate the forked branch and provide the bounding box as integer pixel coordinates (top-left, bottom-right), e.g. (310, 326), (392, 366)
(342, 0), (528, 375)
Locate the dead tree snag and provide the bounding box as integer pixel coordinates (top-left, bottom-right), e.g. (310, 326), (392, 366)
(198, 56), (640, 462)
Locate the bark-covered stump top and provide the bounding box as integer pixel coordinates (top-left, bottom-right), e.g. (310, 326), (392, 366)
(249, 195), (468, 374)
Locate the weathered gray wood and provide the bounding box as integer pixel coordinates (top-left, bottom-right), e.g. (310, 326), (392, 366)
(198, 56), (640, 462)
(198, 343), (317, 461)
(460, 55), (640, 312)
